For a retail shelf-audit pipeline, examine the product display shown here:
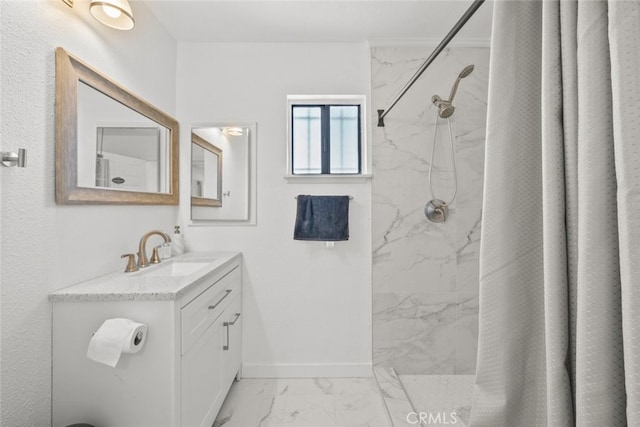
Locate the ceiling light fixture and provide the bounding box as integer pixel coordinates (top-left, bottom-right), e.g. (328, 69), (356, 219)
(226, 127), (244, 136)
(90, 0), (135, 31)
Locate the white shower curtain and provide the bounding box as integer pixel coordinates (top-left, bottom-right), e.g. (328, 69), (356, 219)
(470, 1), (640, 426)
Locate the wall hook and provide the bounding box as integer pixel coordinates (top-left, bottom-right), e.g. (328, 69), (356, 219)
(1, 149), (26, 168)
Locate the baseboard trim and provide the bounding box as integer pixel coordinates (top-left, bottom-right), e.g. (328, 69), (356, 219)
(241, 363), (373, 378)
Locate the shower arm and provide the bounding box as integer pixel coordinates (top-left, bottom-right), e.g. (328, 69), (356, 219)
(376, 0), (485, 127)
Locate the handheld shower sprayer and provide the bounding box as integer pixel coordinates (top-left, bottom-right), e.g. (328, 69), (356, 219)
(431, 64), (474, 119)
(425, 65), (474, 222)
(449, 64), (475, 101)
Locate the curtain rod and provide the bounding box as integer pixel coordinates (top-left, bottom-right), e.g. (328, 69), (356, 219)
(376, 0), (486, 127)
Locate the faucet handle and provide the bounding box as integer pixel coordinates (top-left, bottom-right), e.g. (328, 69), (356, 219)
(150, 246), (162, 264)
(121, 254), (139, 273)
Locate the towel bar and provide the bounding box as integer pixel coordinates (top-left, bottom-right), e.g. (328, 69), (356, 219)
(294, 195), (353, 200)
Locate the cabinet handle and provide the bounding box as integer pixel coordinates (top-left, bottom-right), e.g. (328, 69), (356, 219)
(225, 313), (241, 326)
(223, 313), (241, 351)
(208, 290), (232, 310)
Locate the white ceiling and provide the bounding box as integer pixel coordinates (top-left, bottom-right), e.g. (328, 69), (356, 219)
(141, 0), (493, 44)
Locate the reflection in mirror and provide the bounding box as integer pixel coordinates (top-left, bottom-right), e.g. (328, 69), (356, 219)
(76, 79), (171, 193)
(93, 127), (169, 192)
(191, 133), (222, 207)
(191, 124), (256, 223)
(55, 47), (179, 205)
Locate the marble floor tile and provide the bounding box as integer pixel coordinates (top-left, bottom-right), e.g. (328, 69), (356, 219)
(214, 377), (392, 427)
(282, 395), (336, 427)
(335, 393), (390, 427)
(398, 375), (475, 427)
(373, 367), (415, 427)
(279, 378), (381, 397)
(257, 395), (287, 427)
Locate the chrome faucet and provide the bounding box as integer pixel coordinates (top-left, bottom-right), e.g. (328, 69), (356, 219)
(137, 230), (171, 268)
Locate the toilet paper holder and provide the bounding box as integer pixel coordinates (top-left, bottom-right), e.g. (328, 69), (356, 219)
(133, 331), (143, 346)
(91, 330), (144, 346)
(87, 319), (148, 368)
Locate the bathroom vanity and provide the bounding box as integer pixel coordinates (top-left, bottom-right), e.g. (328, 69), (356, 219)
(50, 252), (242, 427)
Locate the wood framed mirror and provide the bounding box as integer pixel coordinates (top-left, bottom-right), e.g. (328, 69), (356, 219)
(191, 133), (223, 207)
(55, 47), (179, 205)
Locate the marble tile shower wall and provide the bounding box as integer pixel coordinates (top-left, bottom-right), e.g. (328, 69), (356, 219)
(372, 46), (490, 375)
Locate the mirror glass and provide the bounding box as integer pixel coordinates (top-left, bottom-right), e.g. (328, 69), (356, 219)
(191, 133), (222, 207)
(191, 124), (256, 223)
(78, 82), (171, 193)
(55, 47), (179, 205)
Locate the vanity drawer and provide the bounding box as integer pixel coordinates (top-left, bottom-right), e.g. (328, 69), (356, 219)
(181, 266), (240, 355)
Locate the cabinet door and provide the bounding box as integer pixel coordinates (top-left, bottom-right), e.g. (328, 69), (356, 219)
(222, 295), (242, 388)
(181, 266), (241, 355)
(181, 316), (224, 427)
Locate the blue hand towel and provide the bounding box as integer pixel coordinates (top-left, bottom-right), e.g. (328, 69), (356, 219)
(293, 195), (350, 241)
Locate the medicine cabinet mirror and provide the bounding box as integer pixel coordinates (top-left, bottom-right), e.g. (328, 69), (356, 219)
(191, 133), (223, 207)
(55, 47), (179, 205)
(191, 124), (256, 223)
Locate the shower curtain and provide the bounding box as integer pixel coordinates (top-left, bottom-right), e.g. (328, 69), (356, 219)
(470, 0), (640, 426)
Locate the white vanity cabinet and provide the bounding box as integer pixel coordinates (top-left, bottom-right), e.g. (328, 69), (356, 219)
(180, 266), (242, 427)
(50, 252), (242, 427)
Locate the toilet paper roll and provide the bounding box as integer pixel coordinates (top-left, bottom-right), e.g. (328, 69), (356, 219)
(87, 318), (148, 368)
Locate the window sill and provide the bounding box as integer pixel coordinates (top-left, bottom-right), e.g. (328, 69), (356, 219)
(284, 174), (372, 184)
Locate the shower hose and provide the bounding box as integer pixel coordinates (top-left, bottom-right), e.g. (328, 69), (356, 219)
(428, 112), (458, 207)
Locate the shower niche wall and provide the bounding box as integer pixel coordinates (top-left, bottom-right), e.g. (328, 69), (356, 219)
(372, 46), (490, 375)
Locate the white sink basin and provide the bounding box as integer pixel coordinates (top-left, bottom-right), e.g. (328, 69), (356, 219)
(138, 261), (210, 278)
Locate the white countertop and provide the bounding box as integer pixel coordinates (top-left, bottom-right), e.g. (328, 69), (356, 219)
(49, 252), (241, 302)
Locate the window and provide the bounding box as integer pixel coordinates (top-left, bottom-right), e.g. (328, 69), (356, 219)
(288, 96), (366, 176)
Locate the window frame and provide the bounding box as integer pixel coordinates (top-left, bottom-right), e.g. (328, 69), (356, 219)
(286, 95), (368, 178)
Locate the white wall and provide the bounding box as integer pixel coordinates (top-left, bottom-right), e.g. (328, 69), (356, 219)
(177, 43), (373, 377)
(0, 0), (177, 424)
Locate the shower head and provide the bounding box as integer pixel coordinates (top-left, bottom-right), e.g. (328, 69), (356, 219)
(438, 104), (456, 119)
(431, 94), (456, 118)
